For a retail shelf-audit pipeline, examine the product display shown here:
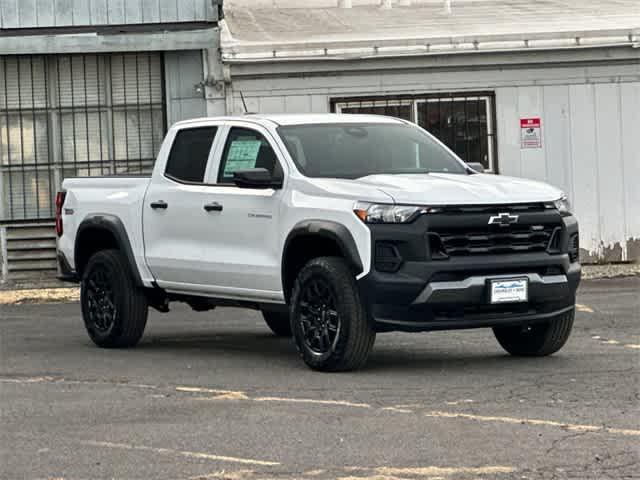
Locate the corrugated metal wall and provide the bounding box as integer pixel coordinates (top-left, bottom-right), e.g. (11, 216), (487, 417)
(0, 0), (220, 283)
(0, 0), (218, 27)
(164, 51), (207, 123)
(227, 59), (640, 262)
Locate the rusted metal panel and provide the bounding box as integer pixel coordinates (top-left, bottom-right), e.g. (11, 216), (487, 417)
(16, 0), (37, 28)
(53, 0), (74, 27)
(0, 0), (216, 28)
(90, 0), (109, 25)
(106, 0), (126, 24)
(1, 0), (18, 28)
(164, 50), (207, 124)
(141, 0), (161, 23)
(72, 0), (91, 26)
(0, 29), (218, 54)
(159, 0), (179, 23)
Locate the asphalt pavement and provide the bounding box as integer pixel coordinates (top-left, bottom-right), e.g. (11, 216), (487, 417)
(1, 277), (638, 480)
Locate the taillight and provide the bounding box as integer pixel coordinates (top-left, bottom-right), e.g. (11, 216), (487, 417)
(55, 191), (66, 237)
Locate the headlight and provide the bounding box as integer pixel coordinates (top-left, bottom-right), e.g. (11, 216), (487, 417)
(552, 194), (572, 216)
(353, 202), (429, 224)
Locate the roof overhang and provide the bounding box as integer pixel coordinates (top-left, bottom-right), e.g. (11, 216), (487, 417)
(222, 23), (639, 64)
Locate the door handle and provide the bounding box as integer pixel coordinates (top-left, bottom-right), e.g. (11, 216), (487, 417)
(204, 202), (223, 212)
(150, 200), (168, 210)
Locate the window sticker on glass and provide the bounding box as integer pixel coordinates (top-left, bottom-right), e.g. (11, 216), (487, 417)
(224, 139), (261, 176)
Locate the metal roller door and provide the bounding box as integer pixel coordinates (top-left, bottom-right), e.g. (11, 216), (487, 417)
(0, 53), (166, 221)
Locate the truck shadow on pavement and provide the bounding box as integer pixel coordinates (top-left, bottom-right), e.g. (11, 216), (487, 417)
(131, 330), (574, 373)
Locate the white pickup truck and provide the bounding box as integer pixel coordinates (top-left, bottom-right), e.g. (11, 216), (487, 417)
(56, 114), (581, 371)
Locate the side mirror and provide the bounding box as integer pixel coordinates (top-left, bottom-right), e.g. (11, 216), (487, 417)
(233, 168), (283, 189)
(466, 162), (485, 173)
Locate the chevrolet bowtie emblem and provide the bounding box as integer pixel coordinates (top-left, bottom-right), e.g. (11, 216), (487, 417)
(488, 212), (519, 227)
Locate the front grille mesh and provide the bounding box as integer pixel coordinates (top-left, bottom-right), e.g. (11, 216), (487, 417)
(436, 226), (556, 256)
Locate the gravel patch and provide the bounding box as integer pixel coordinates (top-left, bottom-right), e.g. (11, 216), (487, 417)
(0, 287), (79, 305)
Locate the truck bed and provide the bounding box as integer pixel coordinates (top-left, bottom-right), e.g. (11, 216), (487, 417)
(59, 175), (151, 279)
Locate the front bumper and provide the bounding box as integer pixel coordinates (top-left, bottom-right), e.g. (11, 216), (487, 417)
(358, 211), (581, 332)
(360, 260), (580, 332)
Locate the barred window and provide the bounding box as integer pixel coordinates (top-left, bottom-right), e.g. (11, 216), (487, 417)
(333, 93), (496, 172)
(0, 53), (166, 221)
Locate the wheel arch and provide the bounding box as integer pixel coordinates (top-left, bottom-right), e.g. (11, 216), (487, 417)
(281, 220), (363, 303)
(74, 214), (143, 287)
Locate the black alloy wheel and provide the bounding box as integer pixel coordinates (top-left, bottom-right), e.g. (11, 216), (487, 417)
(85, 265), (117, 334)
(81, 249), (148, 348)
(298, 278), (341, 355)
(290, 257), (376, 371)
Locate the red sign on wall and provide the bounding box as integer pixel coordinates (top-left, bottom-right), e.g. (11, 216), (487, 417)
(520, 117), (542, 149)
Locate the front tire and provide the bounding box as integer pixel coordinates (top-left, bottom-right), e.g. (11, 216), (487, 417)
(81, 249), (148, 348)
(290, 257), (375, 372)
(493, 308), (574, 356)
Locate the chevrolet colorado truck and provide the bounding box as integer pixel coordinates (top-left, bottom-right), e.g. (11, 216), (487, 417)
(56, 114), (581, 371)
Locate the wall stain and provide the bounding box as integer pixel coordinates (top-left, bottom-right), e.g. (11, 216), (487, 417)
(601, 242), (623, 263)
(580, 238), (640, 264)
(627, 237), (640, 262)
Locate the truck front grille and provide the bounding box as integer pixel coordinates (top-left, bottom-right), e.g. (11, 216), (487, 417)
(427, 205), (563, 258)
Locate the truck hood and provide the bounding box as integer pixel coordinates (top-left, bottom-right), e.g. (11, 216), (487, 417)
(349, 173), (564, 205)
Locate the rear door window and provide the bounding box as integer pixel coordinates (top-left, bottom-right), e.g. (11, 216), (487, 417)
(165, 127), (218, 183)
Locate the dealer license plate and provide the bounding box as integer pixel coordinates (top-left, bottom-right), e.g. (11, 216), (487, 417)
(490, 278), (528, 304)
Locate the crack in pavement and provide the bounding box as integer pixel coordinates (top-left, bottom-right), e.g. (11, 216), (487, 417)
(544, 430), (594, 455)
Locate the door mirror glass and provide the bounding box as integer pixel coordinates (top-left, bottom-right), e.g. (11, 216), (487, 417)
(466, 162), (485, 173)
(233, 168), (283, 189)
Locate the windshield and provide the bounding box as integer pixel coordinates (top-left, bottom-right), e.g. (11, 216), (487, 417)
(277, 123), (467, 179)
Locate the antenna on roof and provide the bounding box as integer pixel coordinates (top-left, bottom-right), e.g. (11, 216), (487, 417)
(239, 91), (249, 114)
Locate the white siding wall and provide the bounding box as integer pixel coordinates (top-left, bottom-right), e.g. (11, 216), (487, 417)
(496, 82), (640, 262)
(228, 61), (640, 262)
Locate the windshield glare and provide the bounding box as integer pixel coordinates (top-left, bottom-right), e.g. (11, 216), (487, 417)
(277, 123), (467, 179)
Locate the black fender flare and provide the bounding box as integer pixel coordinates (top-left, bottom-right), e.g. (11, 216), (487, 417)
(282, 220), (364, 290)
(75, 214), (143, 287)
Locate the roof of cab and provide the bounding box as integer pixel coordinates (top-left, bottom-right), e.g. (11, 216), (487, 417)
(172, 113), (405, 128)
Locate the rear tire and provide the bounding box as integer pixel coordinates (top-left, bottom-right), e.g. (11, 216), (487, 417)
(81, 249), (148, 348)
(262, 310), (292, 337)
(493, 308), (574, 356)
(290, 256), (375, 372)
